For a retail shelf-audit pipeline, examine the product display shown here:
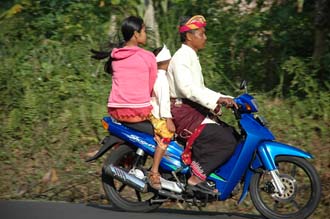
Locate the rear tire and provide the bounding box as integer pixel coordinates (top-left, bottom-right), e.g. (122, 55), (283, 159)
(250, 156), (321, 219)
(102, 145), (161, 212)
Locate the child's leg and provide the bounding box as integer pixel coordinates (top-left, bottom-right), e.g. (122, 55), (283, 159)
(148, 135), (168, 190)
(151, 135), (168, 173)
(148, 115), (173, 190)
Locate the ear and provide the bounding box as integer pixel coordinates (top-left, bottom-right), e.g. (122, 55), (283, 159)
(133, 30), (139, 39)
(186, 32), (194, 41)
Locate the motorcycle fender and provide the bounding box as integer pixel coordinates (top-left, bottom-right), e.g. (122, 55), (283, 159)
(85, 135), (123, 162)
(258, 141), (313, 171)
(238, 142), (312, 204)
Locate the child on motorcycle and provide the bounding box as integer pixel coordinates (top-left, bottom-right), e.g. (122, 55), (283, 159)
(148, 45), (176, 190)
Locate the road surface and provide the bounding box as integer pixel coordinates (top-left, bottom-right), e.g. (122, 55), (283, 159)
(0, 200), (264, 219)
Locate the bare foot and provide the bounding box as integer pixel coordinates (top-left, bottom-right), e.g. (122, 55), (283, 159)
(187, 175), (218, 193)
(148, 171), (161, 190)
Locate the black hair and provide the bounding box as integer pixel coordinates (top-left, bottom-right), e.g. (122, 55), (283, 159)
(179, 16), (197, 43)
(91, 16), (144, 74)
(152, 47), (163, 57)
(121, 16), (144, 41)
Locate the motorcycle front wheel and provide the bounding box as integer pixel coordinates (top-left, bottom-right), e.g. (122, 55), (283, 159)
(250, 156), (321, 219)
(101, 144), (161, 212)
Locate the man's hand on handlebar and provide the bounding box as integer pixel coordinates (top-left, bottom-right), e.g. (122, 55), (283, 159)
(217, 97), (238, 109)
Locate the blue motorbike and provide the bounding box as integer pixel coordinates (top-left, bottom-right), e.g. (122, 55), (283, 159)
(87, 81), (321, 219)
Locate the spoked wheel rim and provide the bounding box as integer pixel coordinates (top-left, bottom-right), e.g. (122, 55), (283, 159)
(102, 145), (161, 212)
(259, 161), (311, 214)
(109, 150), (155, 204)
(251, 156), (321, 219)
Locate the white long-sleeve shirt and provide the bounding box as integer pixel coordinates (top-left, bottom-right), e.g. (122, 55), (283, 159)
(151, 69), (172, 119)
(167, 44), (231, 111)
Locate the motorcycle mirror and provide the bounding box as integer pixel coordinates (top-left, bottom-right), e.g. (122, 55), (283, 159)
(239, 80), (248, 93)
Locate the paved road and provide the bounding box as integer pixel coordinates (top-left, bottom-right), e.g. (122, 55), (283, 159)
(0, 200), (264, 219)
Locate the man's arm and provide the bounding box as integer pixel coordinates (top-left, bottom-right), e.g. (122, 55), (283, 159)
(171, 59), (228, 111)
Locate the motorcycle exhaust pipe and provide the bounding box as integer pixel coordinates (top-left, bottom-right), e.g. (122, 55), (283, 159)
(103, 164), (147, 192)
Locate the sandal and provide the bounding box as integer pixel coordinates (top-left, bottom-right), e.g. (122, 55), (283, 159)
(186, 181), (219, 195)
(148, 171), (162, 190)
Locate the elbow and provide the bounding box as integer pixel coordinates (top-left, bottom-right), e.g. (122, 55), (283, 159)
(181, 90), (199, 102)
(178, 86), (193, 99)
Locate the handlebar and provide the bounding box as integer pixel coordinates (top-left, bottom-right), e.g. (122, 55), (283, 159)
(232, 105), (241, 120)
(219, 102), (241, 120)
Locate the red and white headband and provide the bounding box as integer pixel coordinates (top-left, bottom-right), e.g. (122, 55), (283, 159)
(179, 15), (207, 33)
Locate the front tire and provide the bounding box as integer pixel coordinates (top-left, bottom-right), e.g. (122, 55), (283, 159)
(250, 156), (321, 219)
(102, 144), (161, 212)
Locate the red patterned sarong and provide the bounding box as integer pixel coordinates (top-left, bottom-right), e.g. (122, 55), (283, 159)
(181, 124), (206, 165)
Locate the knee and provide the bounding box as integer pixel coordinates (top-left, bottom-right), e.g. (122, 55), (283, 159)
(228, 135), (238, 153)
(157, 142), (168, 150)
(154, 135), (170, 150)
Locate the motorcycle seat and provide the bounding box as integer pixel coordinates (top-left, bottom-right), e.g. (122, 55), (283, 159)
(122, 121), (154, 136)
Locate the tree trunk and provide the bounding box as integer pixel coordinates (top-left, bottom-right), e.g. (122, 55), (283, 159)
(143, 0), (161, 47)
(312, 29), (327, 62)
(312, 0), (329, 62)
(108, 14), (117, 37)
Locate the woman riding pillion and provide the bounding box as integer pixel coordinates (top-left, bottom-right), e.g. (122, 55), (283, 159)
(91, 16), (175, 191)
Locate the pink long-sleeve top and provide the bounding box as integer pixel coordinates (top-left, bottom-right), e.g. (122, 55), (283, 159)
(108, 46), (157, 119)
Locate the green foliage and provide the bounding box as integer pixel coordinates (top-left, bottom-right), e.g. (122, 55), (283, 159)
(0, 1), (110, 184)
(280, 56), (330, 121)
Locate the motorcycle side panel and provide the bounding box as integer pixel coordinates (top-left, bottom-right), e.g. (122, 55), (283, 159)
(240, 114), (275, 140)
(237, 155), (263, 204)
(103, 117), (189, 173)
(212, 134), (265, 200)
(211, 114), (275, 200)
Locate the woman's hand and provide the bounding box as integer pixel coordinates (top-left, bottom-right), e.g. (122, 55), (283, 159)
(166, 118), (176, 133)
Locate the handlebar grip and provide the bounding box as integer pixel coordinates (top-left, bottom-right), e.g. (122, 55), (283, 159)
(233, 105), (241, 119)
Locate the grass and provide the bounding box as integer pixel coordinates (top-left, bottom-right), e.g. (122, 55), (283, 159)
(0, 97), (329, 218)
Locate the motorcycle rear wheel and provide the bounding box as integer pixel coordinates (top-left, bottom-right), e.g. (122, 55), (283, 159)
(250, 156), (321, 219)
(102, 144), (161, 212)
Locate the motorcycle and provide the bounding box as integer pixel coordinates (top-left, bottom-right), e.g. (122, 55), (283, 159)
(86, 81), (321, 219)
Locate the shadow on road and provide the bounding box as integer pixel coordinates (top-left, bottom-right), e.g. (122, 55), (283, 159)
(86, 203), (264, 219)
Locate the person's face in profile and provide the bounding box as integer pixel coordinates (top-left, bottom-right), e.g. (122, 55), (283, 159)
(188, 27), (207, 51)
(135, 25), (147, 45)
